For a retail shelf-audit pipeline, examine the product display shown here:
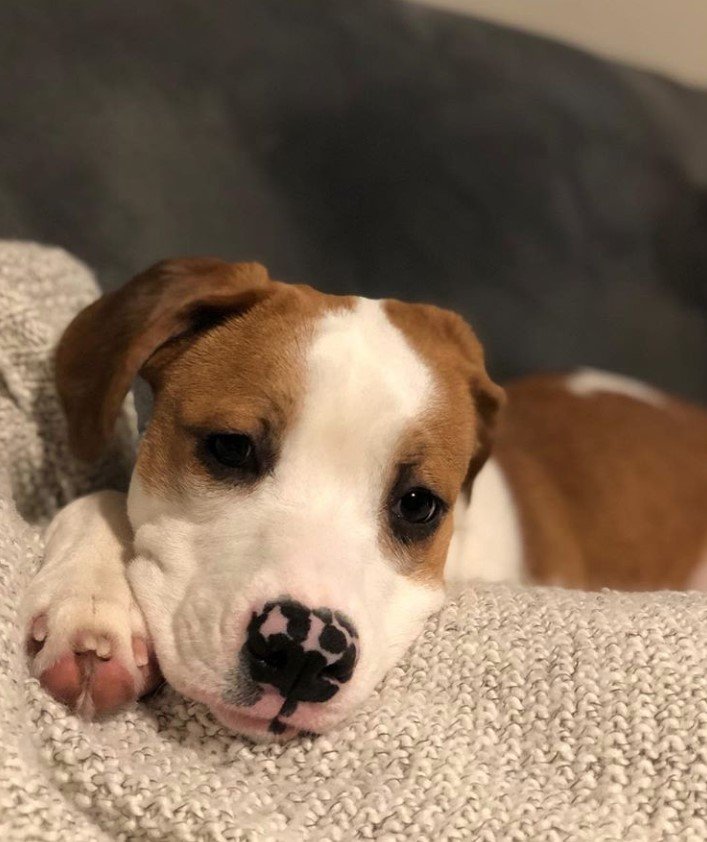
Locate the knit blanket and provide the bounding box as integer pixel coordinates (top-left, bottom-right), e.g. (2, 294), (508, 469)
(1, 241), (707, 841)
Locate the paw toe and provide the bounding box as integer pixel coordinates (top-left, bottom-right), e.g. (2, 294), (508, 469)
(30, 615), (48, 643)
(133, 636), (164, 697)
(95, 636), (112, 659)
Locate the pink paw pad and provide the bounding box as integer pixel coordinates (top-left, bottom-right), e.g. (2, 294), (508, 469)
(28, 616), (162, 717)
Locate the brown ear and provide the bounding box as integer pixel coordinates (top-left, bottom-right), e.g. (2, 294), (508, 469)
(423, 307), (506, 478)
(56, 258), (273, 462)
(465, 363), (506, 483)
(384, 299), (505, 474)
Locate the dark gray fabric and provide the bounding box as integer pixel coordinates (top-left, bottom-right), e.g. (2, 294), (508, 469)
(1, 0), (706, 399)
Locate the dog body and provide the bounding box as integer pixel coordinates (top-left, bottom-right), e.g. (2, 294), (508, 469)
(21, 260), (707, 740)
(449, 370), (707, 591)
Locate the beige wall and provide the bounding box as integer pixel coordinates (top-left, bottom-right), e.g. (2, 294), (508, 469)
(408, 0), (707, 88)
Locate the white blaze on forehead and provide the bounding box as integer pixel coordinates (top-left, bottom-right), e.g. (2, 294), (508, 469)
(278, 298), (436, 503)
(566, 367), (665, 407)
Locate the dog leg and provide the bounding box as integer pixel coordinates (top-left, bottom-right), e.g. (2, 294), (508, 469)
(21, 490), (162, 717)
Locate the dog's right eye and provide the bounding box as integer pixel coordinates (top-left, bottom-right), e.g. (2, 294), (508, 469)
(205, 433), (256, 470)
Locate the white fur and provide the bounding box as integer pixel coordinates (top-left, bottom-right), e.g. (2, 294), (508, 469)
(445, 458), (524, 587)
(124, 298), (445, 737)
(20, 491), (148, 706)
(566, 367), (665, 406)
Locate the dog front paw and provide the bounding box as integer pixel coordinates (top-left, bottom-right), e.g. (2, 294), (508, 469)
(24, 590), (162, 718)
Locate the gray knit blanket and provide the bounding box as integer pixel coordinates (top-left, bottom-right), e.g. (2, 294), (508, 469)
(1, 241), (707, 841)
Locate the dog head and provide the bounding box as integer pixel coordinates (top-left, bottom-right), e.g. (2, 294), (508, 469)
(57, 258), (503, 740)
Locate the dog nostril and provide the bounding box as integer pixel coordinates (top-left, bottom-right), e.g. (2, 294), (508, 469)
(321, 660), (350, 681)
(321, 640), (357, 682)
(248, 643), (288, 671)
(246, 630), (290, 670)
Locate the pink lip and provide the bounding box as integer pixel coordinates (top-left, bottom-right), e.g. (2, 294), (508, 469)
(205, 697), (293, 737)
(214, 706), (291, 736)
(209, 700), (332, 740)
(182, 686), (338, 739)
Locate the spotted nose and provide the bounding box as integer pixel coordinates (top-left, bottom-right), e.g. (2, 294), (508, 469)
(244, 599), (359, 715)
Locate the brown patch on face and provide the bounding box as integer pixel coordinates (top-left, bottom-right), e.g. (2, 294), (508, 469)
(380, 418), (473, 584)
(494, 374), (707, 590)
(137, 284), (355, 496)
(381, 300), (504, 583)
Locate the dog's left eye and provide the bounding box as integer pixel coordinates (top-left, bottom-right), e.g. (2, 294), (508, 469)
(205, 433), (255, 469)
(393, 487), (442, 525)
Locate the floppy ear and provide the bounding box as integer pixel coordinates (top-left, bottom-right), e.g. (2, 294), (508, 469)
(465, 360), (506, 484)
(386, 299), (505, 482)
(425, 307), (506, 480)
(56, 258), (273, 462)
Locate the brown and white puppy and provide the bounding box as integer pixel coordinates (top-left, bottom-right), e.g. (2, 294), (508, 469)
(21, 259), (707, 740)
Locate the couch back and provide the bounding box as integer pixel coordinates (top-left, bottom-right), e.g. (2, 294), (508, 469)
(1, 0), (706, 399)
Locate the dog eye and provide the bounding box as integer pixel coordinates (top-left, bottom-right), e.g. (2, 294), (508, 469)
(205, 433), (255, 469)
(393, 487), (441, 525)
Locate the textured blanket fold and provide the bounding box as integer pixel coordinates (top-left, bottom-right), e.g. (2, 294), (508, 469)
(1, 241), (706, 841)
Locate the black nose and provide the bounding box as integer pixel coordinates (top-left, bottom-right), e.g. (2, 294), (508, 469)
(244, 599), (358, 714)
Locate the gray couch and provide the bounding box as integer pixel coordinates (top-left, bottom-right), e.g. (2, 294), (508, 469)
(1, 0), (706, 400)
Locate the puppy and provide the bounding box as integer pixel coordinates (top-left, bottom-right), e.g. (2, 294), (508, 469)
(21, 259), (707, 740)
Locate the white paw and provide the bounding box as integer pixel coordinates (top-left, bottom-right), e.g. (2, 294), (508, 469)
(22, 574), (161, 717)
(21, 491), (162, 716)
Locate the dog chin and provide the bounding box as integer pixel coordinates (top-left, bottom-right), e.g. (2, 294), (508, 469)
(178, 683), (348, 742)
(210, 704), (299, 742)
(208, 699), (342, 742)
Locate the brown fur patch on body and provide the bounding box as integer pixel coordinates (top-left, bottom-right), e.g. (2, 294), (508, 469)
(495, 374), (707, 590)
